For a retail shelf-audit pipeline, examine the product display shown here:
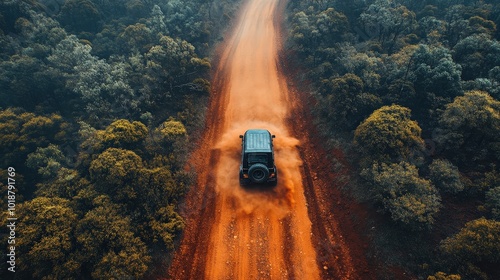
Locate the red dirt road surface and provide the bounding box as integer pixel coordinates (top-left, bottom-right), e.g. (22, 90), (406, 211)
(168, 0), (372, 279)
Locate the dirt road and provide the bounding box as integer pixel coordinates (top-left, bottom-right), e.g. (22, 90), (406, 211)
(168, 0), (370, 279)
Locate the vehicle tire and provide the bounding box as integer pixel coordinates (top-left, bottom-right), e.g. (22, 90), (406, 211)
(248, 164), (269, 184)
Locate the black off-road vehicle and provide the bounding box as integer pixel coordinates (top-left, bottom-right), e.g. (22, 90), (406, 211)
(239, 129), (278, 186)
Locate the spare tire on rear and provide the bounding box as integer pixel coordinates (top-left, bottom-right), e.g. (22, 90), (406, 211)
(248, 163), (269, 184)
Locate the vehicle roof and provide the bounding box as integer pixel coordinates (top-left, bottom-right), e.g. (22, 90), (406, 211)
(243, 129), (273, 152)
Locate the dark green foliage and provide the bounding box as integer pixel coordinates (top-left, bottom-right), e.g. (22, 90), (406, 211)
(362, 161), (441, 230)
(408, 44), (463, 108)
(440, 218), (500, 278)
(58, 0), (101, 33)
(0, 0), (238, 278)
(286, 1), (500, 278)
(453, 34), (500, 81)
(486, 187), (500, 220)
(433, 90), (500, 165)
(34, 168), (91, 199)
(429, 159), (464, 194)
(0, 108), (69, 169)
(359, 0), (416, 52)
(146, 35), (211, 92)
(75, 197), (151, 279)
(290, 6), (349, 59)
(118, 23), (154, 54)
(319, 73), (381, 131)
(26, 144), (66, 178)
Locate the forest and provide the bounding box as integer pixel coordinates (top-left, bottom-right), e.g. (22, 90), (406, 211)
(0, 0), (240, 278)
(0, 0), (499, 279)
(286, 0), (499, 279)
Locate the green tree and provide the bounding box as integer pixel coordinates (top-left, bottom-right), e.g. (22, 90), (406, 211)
(89, 148), (143, 201)
(334, 42), (384, 91)
(102, 119), (148, 149)
(418, 16), (447, 45)
(35, 168), (91, 200)
(320, 73), (381, 131)
(147, 203), (185, 249)
(410, 44), (463, 102)
(125, 0), (149, 19)
(440, 218), (500, 276)
(362, 161), (441, 229)
(16, 197), (79, 279)
(359, 0), (416, 52)
(58, 0), (101, 33)
(290, 10), (317, 57)
(429, 159), (464, 194)
(75, 196), (151, 279)
(0, 108), (68, 168)
(453, 34), (500, 81)
(486, 186), (500, 220)
(147, 5), (168, 38)
(315, 8), (349, 47)
(70, 56), (136, 122)
(48, 35), (94, 73)
(434, 90), (500, 165)
(444, 5), (475, 46)
(427, 272), (461, 280)
(354, 105), (425, 165)
(26, 144), (65, 178)
(117, 23), (153, 54)
(146, 35), (210, 92)
(0, 55), (49, 109)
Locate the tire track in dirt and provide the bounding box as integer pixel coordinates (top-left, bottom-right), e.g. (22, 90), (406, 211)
(168, 0), (366, 279)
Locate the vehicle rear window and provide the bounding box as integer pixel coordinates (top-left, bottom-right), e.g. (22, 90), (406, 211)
(248, 153), (268, 164)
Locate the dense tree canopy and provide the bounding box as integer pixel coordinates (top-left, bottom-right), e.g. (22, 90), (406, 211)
(1, 0), (500, 278)
(433, 90), (500, 165)
(319, 73), (381, 131)
(362, 161), (441, 229)
(0, 0), (238, 278)
(354, 105), (424, 165)
(287, 0), (500, 278)
(16, 197), (78, 279)
(440, 218), (500, 277)
(429, 159), (464, 194)
(486, 186), (500, 220)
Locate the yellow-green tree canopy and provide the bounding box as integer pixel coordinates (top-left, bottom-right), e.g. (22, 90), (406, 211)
(440, 217), (500, 264)
(157, 117), (187, 142)
(89, 148), (143, 201)
(147, 117), (189, 163)
(354, 105), (424, 164)
(102, 119), (148, 147)
(16, 197), (78, 279)
(0, 108), (68, 167)
(76, 197), (151, 279)
(427, 272), (461, 280)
